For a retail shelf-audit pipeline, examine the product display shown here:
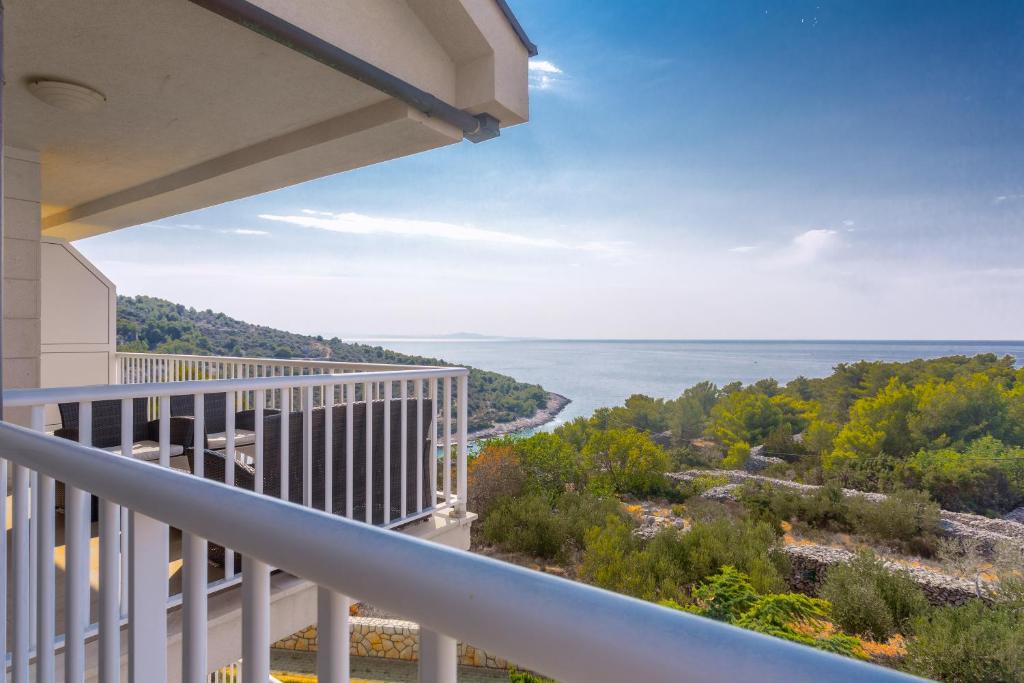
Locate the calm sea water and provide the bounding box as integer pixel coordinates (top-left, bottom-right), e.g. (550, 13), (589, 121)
(359, 340), (1024, 428)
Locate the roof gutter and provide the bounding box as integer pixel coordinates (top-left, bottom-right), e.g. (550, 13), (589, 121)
(187, 0), (502, 142)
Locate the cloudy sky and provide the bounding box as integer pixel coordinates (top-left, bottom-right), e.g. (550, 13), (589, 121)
(76, 0), (1024, 340)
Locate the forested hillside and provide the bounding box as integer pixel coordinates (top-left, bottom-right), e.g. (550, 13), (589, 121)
(116, 295), (548, 432)
(573, 353), (1024, 516)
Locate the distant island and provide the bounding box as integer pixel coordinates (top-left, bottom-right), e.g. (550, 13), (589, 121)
(116, 295), (567, 434)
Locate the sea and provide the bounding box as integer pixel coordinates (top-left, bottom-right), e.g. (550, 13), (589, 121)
(357, 340), (1024, 429)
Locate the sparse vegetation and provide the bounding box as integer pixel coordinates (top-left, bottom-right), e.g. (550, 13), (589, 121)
(819, 551), (929, 641)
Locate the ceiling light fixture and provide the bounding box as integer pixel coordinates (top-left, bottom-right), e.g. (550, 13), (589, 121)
(28, 79), (106, 113)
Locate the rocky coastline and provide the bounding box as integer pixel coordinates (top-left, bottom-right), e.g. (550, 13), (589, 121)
(469, 391), (571, 441)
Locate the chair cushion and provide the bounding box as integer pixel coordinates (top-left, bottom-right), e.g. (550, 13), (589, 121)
(207, 429), (256, 450)
(102, 441), (184, 462)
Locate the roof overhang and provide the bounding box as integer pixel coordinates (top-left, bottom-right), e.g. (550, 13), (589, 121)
(4, 0), (531, 240)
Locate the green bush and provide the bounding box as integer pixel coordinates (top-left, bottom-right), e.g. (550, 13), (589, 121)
(903, 602), (1024, 682)
(508, 670), (555, 683)
(737, 481), (849, 532)
(580, 428), (672, 497)
(678, 567), (863, 658)
(847, 489), (940, 555)
(819, 551), (929, 641)
(482, 492), (623, 561)
(675, 473), (729, 501)
(580, 515), (788, 603)
(737, 482), (940, 554)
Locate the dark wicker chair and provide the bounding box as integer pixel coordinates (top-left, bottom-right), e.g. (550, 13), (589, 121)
(54, 398), (194, 511)
(170, 392), (278, 451)
(190, 397), (434, 568)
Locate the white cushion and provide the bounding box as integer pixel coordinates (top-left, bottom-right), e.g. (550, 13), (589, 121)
(207, 429), (256, 450)
(103, 441), (184, 462)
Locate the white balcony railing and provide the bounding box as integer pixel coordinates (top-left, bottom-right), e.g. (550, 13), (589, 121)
(2, 364), (468, 682)
(0, 414), (922, 683)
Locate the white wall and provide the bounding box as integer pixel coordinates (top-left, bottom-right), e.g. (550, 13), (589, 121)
(40, 236), (116, 427)
(3, 147), (41, 426)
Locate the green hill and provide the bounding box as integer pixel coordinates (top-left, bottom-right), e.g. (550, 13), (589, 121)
(116, 295), (548, 432)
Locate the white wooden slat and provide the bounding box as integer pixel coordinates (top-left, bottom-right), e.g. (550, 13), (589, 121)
(443, 376), (452, 505)
(457, 374), (469, 516)
(280, 388), (290, 502)
(183, 393), (208, 683)
(316, 588), (350, 683)
(415, 379), (424, 513)
(346, 384), (354, 519)
(65, 401), (92, 683)
(325, 386), (334, 515)
(429, 378), (438, 509)
(364, 382), (373, 524)
(303, 386), (313, 508)
(242, 556), (270, 683)
(400, 380), (408, 519)
(225, 392), (236, 579)
(383, 381), (392, 525)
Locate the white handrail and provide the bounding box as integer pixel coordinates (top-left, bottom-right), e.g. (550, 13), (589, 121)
(0, 422), (923, 683)
(4, 367), (467, 407)
(116, 350), (442, 372)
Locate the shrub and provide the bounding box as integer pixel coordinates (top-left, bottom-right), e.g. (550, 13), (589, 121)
(508, 671), (555, 683)
(903, 602), (1024, 682)
(516, 432), (584, 496)
(819, 551), (929, 641)
(848, 489), (940, 554)
(737, 481), (849, 532)
(675, 473), (729, 501)
(581, 428), (671, 497)
(721, 440), (751, 469)
(482, 492), (623, 562)
(681, 567), (863, 658)
(483, 493), (568, 559)
(580, 515), (788, 602)
(468, 440), (527, 519)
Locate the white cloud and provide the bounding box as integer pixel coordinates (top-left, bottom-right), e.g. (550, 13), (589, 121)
(729, 245), (758, 253)
(994, 194), (1024, 204)
(528, 59), (565, 91)
(260, 210), (619, 253)
(528, 60), (563, 74)
(788, 228), (841, 263)
(224, 229), (269, 236)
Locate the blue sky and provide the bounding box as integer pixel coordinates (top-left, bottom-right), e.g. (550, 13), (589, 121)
(77, 0), (1024, 339)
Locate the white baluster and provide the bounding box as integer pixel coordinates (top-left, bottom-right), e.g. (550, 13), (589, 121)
(400, 380), (408, 519)
(36, 405), (57, 683)
(443, 376), (452, 506)
(345, 384), (354, 519)
(183, 393), (208, 683)
(364, 382), (373, 524)
(415, 379), (424, 513)
(384, 381), (392, 525)
(316, 588), (350, 683)
(457, 374), (469, 516)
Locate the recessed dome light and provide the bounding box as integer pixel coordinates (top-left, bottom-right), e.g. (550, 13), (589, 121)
(28, 80), (105, 113)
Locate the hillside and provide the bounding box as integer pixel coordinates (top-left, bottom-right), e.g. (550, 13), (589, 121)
(116, 295), (552, 432)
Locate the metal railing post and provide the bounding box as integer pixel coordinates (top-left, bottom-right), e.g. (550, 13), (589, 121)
(128, 512), (169, 682)
(418, 629), (457, 683)
(316, 588), (350, 683)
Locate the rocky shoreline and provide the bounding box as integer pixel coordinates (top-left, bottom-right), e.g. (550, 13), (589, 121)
(469, 392), (571, 441)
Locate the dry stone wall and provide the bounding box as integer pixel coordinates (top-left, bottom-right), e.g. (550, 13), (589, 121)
(784, 544), (983, 606)
(669, 469), (1024, 552)
(272, 617), (513, 670)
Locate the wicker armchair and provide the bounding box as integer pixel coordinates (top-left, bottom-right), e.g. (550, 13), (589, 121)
(170, 392), (278, 450)
(54, 398), (195, 511)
